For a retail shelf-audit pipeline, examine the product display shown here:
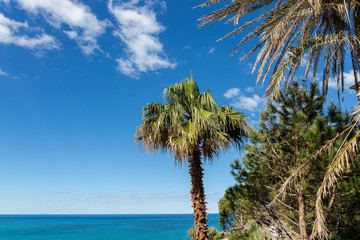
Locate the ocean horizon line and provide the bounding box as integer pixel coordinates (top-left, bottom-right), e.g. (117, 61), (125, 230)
(0, 213), (219, 215)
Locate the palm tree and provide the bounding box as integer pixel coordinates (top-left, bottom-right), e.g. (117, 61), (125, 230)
(196, 0), (360, 99)
(135, 76), (247, 240)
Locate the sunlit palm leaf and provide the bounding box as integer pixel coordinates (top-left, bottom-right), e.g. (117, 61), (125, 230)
(197, 0), (360, 98)
(135, 76), (248, 162)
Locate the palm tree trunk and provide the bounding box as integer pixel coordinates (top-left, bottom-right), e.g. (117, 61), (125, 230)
(188, 145), (208, 240)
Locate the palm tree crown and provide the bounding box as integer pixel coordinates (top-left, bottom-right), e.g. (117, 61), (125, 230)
(135, 76), (247, 162)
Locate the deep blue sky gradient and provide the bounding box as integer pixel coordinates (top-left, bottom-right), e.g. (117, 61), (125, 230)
(0, 0), (357, 214)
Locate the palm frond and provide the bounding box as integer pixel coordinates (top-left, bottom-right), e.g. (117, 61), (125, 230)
(135, 76), (248, 163)
(311, 121), (359, 239)
(197, 0), (360, 97)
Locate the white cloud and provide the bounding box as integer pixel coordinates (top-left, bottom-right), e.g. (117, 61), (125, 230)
(108, 0), (176, 78)
(64, 30), (77, 39)
(0, 13), (59, 50)
(300, 53), (309, 67)
(224, 88), (240, 98)
(224, 87), (264, 112)
(0, 67), (7, 76)
(64, 190), (189, 203)
(328, 70), (359, 90)
(14, 0), (109, 55)
(245, 86), (255, 93)
(208, 47), (215, 54)
(231, 94), (263, 112)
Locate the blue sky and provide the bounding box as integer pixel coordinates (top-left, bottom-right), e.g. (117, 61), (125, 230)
(0, 0), (358, 214)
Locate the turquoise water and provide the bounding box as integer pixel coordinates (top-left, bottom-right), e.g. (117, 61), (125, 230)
(0, 214), (220, 240)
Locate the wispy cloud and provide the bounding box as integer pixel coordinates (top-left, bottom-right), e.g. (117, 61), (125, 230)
(208, 47), (215, 54)
(231, 94), (263, 112)
(300, 53), (309, 67)
(62, 191), (189, 203)
(108, 0), (176, 78)
(238, 51), (248, 63)
(245, 86), (255, 93)
(0, 67), (8, 76)
(328, 70), (359, 90)
(0, 13), (59, 50)
(224, 87), (264, 112)
(13, 0), (109, 55)
(224, 88), (240, 99)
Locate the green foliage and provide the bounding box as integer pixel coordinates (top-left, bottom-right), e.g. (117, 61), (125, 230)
(187, 226), (196, 240)
(219, 81), (360, 238)
(187, 226), (224, 240)
(247, 222), (267, 240)
(135, 76), (247, 163)
(225, 221), (267, 240)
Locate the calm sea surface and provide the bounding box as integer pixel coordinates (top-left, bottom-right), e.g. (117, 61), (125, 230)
(0, 214), (220, 240)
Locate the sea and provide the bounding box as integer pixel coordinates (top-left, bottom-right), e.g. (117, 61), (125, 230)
(0, 214), (220, 240)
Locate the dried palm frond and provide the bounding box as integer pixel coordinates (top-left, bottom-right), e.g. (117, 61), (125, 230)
(197, 0), (360, 99)
(267, 125), (347, 207)
(310, 120), (359, 239)
(257, 118), (357, 239)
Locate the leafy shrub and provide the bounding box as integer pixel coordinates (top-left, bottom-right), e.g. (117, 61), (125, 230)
(187, 226), (224, 240)
(187, 227), (196, 240)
